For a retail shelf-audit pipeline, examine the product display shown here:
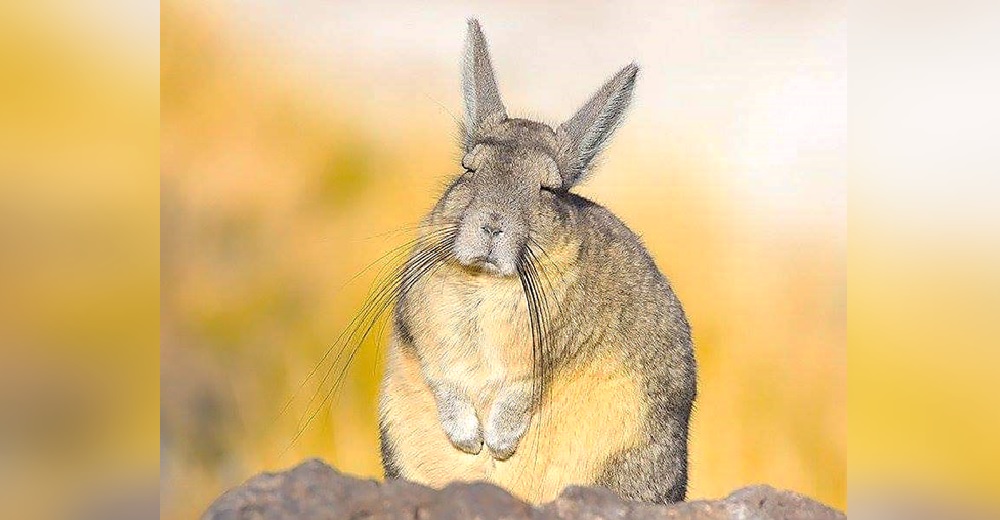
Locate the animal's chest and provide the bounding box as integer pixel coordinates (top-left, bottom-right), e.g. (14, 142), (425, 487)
(403, 265), (533, 403)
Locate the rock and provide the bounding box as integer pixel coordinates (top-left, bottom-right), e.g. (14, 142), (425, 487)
(203, 459), (845, 520)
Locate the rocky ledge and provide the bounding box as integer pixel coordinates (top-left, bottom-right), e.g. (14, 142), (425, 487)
(203, 459), (845, 520)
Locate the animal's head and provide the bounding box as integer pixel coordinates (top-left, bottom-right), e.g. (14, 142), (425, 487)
(431, 19), (639, 277)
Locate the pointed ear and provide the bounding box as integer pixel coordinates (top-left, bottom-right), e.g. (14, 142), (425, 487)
(462, 19), (506, 150)
(556, 63), (639, 188)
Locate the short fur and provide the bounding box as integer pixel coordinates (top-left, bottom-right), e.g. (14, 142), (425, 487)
(378, 19), (696, 504)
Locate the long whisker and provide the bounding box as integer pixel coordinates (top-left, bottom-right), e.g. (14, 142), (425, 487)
(281, 229), (456, 453)
(284, 253), (450, 452)
(290, 240), (451, 432)
(512, 262), (536, 489)
(352, 226), (457, 294)
(524, 244), (561, 335)
(526, 237), (568, 314)
(528, 260), (550, 496)
(515, 250), (551, 494)
(358, 221), (456, 242)
(275, 226), (456, 420)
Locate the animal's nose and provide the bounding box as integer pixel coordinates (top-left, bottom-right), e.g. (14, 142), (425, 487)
(480, 224), (503, 238)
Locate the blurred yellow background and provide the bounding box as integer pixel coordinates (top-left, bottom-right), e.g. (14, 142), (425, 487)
(850, 3), (1000, 507)
(0, 2), (158, 519)
(160, 2), (845, 518)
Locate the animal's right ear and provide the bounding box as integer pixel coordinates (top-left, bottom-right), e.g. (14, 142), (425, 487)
(462, 19), (506, 151)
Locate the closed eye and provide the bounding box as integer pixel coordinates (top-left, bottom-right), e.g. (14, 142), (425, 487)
(460, 157), (474, 174)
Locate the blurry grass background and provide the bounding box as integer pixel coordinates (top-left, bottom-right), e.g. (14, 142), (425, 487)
(160, 1), (845, 518)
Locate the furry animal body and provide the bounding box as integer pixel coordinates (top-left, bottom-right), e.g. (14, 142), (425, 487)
(377, 19), (697, 504)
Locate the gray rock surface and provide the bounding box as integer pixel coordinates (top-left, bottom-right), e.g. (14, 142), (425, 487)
(203, 459), (846, 520)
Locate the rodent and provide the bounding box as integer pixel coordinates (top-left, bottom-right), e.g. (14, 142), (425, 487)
(377, 19), (697, 504)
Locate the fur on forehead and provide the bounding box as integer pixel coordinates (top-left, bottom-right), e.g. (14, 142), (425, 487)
(463, 118), (562, 189)
(468, 117), (556, 152)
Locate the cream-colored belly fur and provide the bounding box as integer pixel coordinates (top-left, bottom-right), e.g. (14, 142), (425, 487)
(380, 262), (646, 503)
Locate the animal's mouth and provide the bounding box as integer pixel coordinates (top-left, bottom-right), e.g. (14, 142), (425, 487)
(457, 255), (514, 277)
(468, 256), (500, 273)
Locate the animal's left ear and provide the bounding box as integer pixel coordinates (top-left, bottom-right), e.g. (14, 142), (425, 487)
(556, 63), (639, 188)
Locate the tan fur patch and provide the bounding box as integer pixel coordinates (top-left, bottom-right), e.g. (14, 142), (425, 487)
(380, 344), (488, 484)
(407, 262), (534, 408)
(489, 353), (647, 503)
(381, 316), (647, 503)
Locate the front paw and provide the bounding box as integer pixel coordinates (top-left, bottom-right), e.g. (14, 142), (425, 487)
(484, 406), (531, 460)
(441, 411), (484, 454)
(431, 383), (483, 454)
